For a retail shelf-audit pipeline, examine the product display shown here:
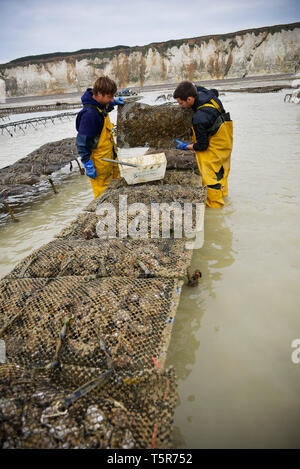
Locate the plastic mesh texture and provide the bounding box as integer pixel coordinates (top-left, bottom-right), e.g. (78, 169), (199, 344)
(57, 184), (207, 241)
(106, 170), (202, 190)
(55, 211), (202, 241)
(117, 102), (193, 148)
(6, 239), (192, 280)
(0, 276), (182, 371)
(83, 183), (207, 213)
(0, 169), (207, 448)
(0, 364), (177, 449)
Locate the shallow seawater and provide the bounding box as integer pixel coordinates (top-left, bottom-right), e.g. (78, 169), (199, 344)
(166, 90), (300, 448)
(0, 108), (82, 169)
(1, 90), (300, 448)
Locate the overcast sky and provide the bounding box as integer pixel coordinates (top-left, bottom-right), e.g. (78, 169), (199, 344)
(0, 0), (299, 64)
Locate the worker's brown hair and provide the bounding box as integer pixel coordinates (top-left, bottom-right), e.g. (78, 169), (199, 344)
(173, 81), (197, 100)
(93, 76), (117, 96)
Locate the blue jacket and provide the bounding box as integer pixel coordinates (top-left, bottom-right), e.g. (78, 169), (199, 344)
(192, 86), (225, 152)
(75, 88), (115, 164)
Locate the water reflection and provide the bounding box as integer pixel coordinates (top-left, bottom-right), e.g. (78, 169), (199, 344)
(166, 205), (235, 447)
(195, 207), (235, 293)
(167, 92), (300, 449)
(167, 206), (235, 373)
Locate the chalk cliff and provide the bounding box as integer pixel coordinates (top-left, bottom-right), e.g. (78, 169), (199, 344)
(0, 22), (299, 98)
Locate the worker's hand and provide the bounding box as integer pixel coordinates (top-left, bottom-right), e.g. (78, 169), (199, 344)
(112, 97), (125, 106)
(84, 159), (97, 179)
(174, 139), (190, 151)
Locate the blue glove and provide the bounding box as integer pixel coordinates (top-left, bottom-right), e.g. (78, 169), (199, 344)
(174, 139), (191, 151)
(84, 159), (97, 179)
(112, 97), (125, 106)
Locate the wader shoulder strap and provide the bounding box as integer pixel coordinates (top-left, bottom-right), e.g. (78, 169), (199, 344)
(196, 99), (231, 137)
(85, 104), (117, 159)
(206, 112), (232, 137)
(197, 103), (215, 111)
(197, 98), (222, 113)
(210, 99), (222, 113)
(83, 104), (106, 116)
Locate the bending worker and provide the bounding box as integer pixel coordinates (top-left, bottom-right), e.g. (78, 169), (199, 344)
(173, 81), (233, 208)
(76, 76), (124, 198)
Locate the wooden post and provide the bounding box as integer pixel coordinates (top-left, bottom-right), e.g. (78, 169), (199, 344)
(75, 157), (85, 175)
(3, 201), (19, 222)
(48, 178), (58, 194)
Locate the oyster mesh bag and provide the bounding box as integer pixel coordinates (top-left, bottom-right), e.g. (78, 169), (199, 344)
(0, 276), (182, 370)
(56, 210), (202, 241)
(6, 238), (192, 280)
(0, 276), (182, 448)
(83, 183), (207, 213)
(117, 102), (192, 148)
(107, 169), (202, 191)
(0, 170), (207, 448)
(0, 363), (177, 449)
(57, 182), (206, 241)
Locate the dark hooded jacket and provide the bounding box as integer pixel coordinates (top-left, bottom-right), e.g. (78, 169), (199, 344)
(75, 88), (115, 164)
(192, 86), (225, 151)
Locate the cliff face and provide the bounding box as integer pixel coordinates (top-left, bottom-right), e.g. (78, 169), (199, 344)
(0, 23), (299, 98)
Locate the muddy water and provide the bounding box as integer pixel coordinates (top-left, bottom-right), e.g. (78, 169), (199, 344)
(0, 90), (300, 448)
(166, 91), (300, 448)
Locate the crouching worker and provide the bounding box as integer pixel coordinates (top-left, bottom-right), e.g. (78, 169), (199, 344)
(173, 81), (233, 208)
(76, 76), (124, 198)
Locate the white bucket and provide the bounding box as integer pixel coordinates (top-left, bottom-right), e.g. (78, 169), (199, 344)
(118, 152), (167, 185)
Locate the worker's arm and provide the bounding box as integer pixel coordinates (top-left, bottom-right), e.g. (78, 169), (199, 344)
(191, 127), (209, 151)
(192, 109), (218, 151)
(75, 109), (105, 179)
(75, 109), (104, 164)
(76, 134), (96, 164)
(174, 136), (207, 152)
(75, 133), (97, 179)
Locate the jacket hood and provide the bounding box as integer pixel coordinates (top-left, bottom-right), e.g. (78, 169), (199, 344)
(194, 86), (219, 106)
(81, 88), (105, 109)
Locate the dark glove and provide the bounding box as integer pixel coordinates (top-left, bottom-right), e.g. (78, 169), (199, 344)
(174, 139), (191, 151)
(112, 97), (125, 106)
(84, 159), (97, 179)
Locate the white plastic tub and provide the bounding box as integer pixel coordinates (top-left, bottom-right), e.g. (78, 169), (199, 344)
(118, 152), (167, 185)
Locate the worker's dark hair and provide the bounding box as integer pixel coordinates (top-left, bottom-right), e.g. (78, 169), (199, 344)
(173, 81), (197, 100)
(93, 76), (117, 96)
